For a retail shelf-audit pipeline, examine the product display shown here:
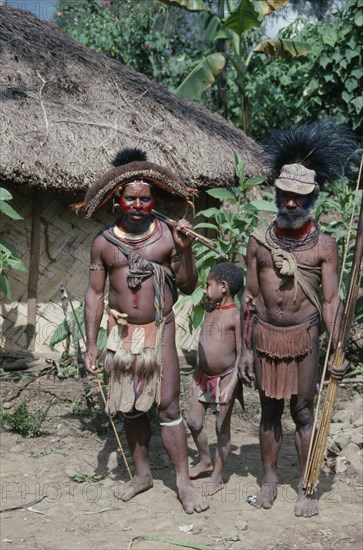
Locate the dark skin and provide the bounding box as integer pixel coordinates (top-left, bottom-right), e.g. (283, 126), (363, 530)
(84, 183), (208, 514)
(239, 190), (346, 518)
(187, 274), (241, 496)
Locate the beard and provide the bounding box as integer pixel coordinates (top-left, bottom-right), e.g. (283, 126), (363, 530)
(276, 206), (310, 230)
(122, 212), (151, 233)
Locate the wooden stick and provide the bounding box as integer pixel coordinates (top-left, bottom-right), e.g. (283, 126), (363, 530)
(152, 209), (228, 259)
(67, 294), (133, 481)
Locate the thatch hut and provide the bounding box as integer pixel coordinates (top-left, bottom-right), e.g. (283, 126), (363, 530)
(0, 6), (268, 356)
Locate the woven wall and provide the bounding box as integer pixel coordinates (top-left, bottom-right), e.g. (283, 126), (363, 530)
(0, 187), (199, 359)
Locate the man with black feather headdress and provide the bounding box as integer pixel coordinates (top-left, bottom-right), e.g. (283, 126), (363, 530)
(239, 120), (356, 517)
(75, 148), (208, 514)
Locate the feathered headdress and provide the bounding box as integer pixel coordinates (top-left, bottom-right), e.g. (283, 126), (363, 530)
(72, 147), (196, 218)
(263, 119), (358, 192)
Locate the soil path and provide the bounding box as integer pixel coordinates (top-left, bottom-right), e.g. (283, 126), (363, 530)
(1, 369), (362, 550)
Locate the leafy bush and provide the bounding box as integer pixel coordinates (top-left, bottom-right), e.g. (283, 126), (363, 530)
(1, 401), (50, 438)
(0, 187), (27, 299)
(49, 300), (107, 353)
(178, 155), (276, 330)
(246, 0), (363, 139)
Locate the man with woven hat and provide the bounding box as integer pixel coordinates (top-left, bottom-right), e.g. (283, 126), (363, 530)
(75, 148), (208, 514)
(239, 121), (356, 517)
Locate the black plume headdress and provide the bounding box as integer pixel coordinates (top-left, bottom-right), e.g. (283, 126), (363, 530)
(263, 119), (358, 187)
(111, 147), (148, 167)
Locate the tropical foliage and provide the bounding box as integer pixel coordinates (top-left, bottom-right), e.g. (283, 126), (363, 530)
(0, 188), (27, 299)
(246, 0), (363, 138)
(55, 0), (206, 92)
(178, 156), (276, 329)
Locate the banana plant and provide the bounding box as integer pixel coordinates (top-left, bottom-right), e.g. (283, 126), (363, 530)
(158, 0), (310, 132)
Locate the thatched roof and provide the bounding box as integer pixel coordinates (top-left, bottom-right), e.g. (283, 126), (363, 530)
(0, 6), (268, 196)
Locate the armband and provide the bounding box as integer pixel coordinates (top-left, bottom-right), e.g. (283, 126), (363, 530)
(90, 263), (105, 271)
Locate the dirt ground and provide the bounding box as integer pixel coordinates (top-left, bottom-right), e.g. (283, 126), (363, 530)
(1, 363), (362, 550)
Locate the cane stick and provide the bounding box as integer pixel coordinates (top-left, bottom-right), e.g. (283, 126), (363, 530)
(68, 297), (133, 481)
(152, 209), (228, 259)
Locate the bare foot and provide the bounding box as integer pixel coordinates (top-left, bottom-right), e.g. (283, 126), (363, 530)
(295, 489), (319, 517)
(201, 477), (224, 496)
(114, 476), (153, 502)
(177, 477), (209, 514)
(189, 461), (213, 479)
(251, 482), (278, 509)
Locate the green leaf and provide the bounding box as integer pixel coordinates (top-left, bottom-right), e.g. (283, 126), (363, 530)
(0, 202), (23, 220)
(191, 286), (205, 305)
(0, 187), (13, 201)
(354, 10), (363, 27)
(0, 274), (11, 299)
(206, 188), (235, 201)
(157, 0), (211, 12)
(245, 176), (265, 185)
(49, 320), (70, 351)
(198, 207), (223, 218)
(254, 38), (311, 58)
(351, 96), (363, 114)
(205, 15), (223, 41)
(234, 153), (245, 183)
(249, 199), (277, 212)
(191, 304), (205, 331)
(193, 222), (219, 231)
(175, 53), (226, 99)
(222, 0), (261, 35)
(6, 258), (27, 272)
(97, 328), (107, 352)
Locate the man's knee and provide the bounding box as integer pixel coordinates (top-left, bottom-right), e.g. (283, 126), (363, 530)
(291, 400), (313, 427)
(186, 413), (203, 432)
(260, 399), (284, 428)
(158, 401), (180, 425)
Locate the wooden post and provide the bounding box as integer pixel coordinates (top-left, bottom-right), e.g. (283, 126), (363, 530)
(27, 189), (42, 351)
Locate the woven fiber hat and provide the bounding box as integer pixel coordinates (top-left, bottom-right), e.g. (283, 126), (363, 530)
(275, 163), (317, 195)
(72, 148), (195, 218)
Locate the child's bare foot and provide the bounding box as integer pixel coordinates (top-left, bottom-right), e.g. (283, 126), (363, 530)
(294, 486), (319, 517)
(189, 461), (213, 479)
(201, 477), (224, 496)
(251, 481), (278, 509)
(177, 477), (209, 513)
(114, 475), (153, 502)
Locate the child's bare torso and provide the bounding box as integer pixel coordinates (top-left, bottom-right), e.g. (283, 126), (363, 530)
(198, 308), (240, 375)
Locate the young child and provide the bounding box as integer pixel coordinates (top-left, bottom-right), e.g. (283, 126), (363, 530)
(186, 262), (244, 496)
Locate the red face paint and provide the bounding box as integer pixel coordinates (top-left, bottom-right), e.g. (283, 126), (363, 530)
(119, 183), (154, 213)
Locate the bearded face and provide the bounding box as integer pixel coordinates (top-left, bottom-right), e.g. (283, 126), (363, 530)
(275, 191), (314, 230)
